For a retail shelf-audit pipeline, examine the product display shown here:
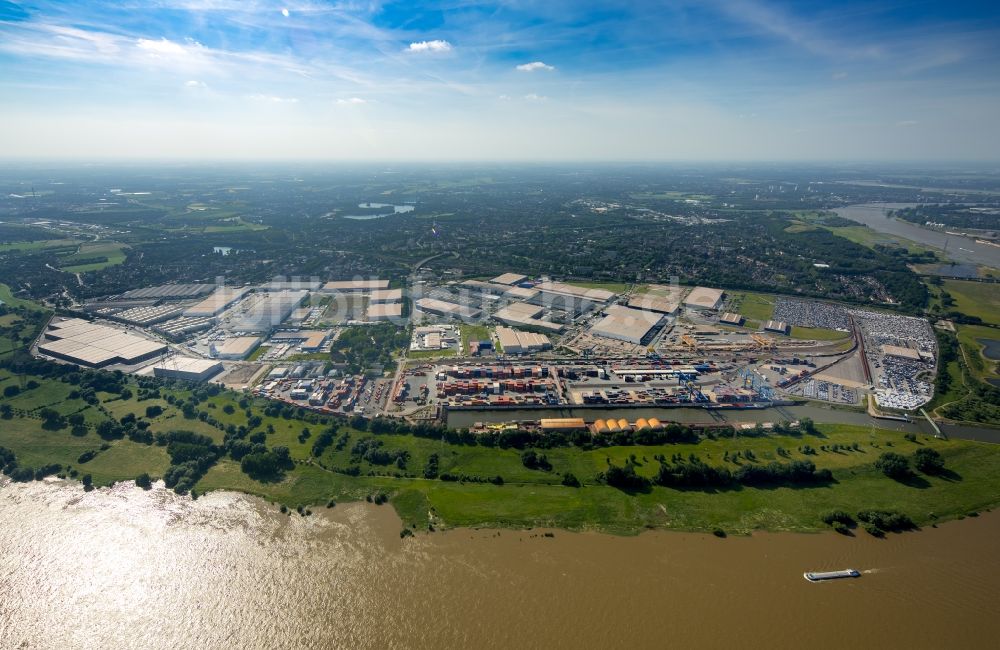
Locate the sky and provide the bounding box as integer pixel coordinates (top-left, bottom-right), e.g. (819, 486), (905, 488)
(1, 0), (999, 161)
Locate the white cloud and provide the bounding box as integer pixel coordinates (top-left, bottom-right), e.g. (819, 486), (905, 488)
(498, 94), (510, 100)
(136, 37), (201, 58)
(336, 97), (368, 105)
(185, 80), (207, 88)
(524, 93), (547, 101)
(896, 120), (918, 127)
(516, 61), (554, 72)
(248, 94), (299, 103)
(832, 71), (848, 80)
(281, 8), (290, 17)
(407, 40), (451, 53)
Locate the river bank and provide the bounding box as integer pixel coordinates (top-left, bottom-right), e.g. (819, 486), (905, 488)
(833, 203), (1000, 270)
(2, 478), (999, 649)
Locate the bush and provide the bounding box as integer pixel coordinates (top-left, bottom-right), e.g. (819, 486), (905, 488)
(913, 447), (945, 475)
(602, 463), (650, 490)
(874, 452), (911, 480)
(863, 523), (884, 537)
(857, 509), (914, 533)
(135, 472), (152, 489)
(821, 510), (855, 526)
(561, 472), (581, 488)
(832, 521), (851, 535)
(521, 450), (552, 471)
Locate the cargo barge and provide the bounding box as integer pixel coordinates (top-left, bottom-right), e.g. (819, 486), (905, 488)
(803, 569), (861, 582)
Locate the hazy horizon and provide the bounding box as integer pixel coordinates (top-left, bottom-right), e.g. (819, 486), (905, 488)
(2, 1), (999, 162)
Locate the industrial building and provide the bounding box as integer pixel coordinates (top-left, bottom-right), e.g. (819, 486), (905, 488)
(504, 286), (540, 301)
(104, 304), (185, 326)
(367, 303), (403, 321)
(415, 298), (482, 320)
(589, 305), (663, 345)
(460, 280), (508, 297)
(183, 287), (250, 317)
(410, 325), (459, 351)
(526, 281), (613, 317)
(322, 279), (389, 293)
(491, 273), (528, 286)
(683, 287), (724, 311)
(259, 279), (321, 292)
(369, 288), (403, 304)
(213, 336), (261, 360)
(627, 294), (679, 315)
(118, 284), (215, 301)
(539, 418), (587, 431)
(154, 316), (214, 339)
(495, 327), (552, 354)
(494, 302), (565, 332)
(270, 330), (331, 352)
(539, 281), (614, 302)
(152, 356), (223, 382)
(39, 318), (167, 368)
(764, 320), (789, 334)
(226, 291), (306, 332)
(720, 312), (744, 326)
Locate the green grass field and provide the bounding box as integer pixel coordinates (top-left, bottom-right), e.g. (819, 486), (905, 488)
(59, 242), (128, 273)
(0, 283), (45, 310)
(0, 238), (83, 253)
(407, 348), (457, 359)
(460, 323), (492, 349)
(789, 326), (851, 341)
(728, 291), (775, 322)
(943, 280), (1000, 326)
(4, 366), (1000, 534)
(956, 324), (1000, 384)
(569, 281), (631, 293)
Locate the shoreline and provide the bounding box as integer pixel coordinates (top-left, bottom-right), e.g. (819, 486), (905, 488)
(7, 469), (997, 539)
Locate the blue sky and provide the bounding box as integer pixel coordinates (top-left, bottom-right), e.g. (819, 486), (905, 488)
(1, 0), (999, 160)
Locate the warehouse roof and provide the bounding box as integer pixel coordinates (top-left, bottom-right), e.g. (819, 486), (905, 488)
(491, 273), (528, 286)
(184, 287), (251, 317)
(590, 307), (662, 342)
(495, 326), (552, 351)
(120, 284), (215, 300)
(39, 319), (167, 366)
(152, 357), (222, 376)
(764, 320), (789, 333)
(498, 301), (543, 318)
(684, 286), (724, 309)
(216, 336), (261, 357)
(537, 281), (614, 302)
(270, 330), (331, 349)
(414, 298), (481, 319)
(627, 294), (679, 314)
(504, 286), (539, 300)
(367, 303), (403, 319)
(323, 279), (389, 291)
(539, 418), (587, 431)
(369, 288), (403, 303)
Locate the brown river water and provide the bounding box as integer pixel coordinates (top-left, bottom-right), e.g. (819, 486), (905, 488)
(3, 478), (999, 649)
